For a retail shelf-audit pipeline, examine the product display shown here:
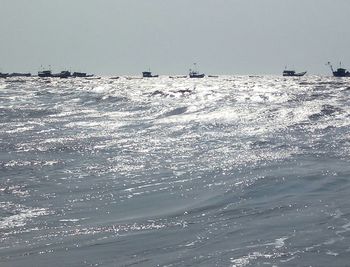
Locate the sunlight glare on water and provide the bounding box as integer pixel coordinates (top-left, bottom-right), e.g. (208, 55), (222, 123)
(0, 75), (349, 266)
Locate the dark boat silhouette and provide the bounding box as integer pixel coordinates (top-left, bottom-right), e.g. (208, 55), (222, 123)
(38, 70), (52, 77)
(52, 71), (71, 78)
(189, 71), (205, 78)
(72, 72), (94, 78)
(0, 73), (9, 78)
(169, 75), (187, 79)
(38, 70), (72, 78)
(327, 62), (350, 77)
(9, 73), (31, 77)
(283, 69), (307, 77)
(142, 70), (159, 78)
(189, 63), (205, 78)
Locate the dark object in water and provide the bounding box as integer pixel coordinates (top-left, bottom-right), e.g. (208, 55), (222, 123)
(327, 62), (350, 77)
(5, 79), (27, 83)
(283, 70), (307, 77)
(142, 71), (159, 78)
(177, 89), (192, 94)
(110, 76), (120, 80)
(169, 75), (187, 79)
(189, 71), (205, 78)
(72, 72), (94, 78)
(38, 70), (53, 77)
(85, 77), (101, 80)
(38, 70), (79, 78)
(189, 63), (205, 78)
(208, 75), (219, 78)
(9, 73), (31, 77)
(0, 73), (9, 78)
(52, 71), (71, 78)
(151, 90), (167, 96)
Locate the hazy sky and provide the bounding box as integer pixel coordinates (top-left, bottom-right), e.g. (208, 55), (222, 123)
(0, 0), (349, 75)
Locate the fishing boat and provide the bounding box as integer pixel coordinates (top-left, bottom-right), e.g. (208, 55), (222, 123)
(189, 63), (205, 78)
(327, 62), (350, 77)
(9, 73), (31, 77)
(189, 71), (205, 78)
(52, 71), (71, 78)
(283, 69), (307, 77)
(142, 69), (158, 78)
(72, 72), (93, 78)
(0, 73), (9, 78)
(38, 70), (52, 77)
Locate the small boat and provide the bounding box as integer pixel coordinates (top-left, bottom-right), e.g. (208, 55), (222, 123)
(142, 70), (159, 78)
(52, 71), (71, 78)
(72, 72), (93, 78)
(85, 77), (101, 80)
(327, 62), (350, 77)
(189, 71), (205, 78)
(189, 63), (205, 78)
(9, 73), (31, 77)
(169, 75), (187, 79)
(208, 75), (219, 78)
(283, 70), (307, 77)
(38, 70), (53, 77)
(0, 73), (9, 78)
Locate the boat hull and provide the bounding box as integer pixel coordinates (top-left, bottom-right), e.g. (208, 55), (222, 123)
(333, 71), (350, 77)
(283, 71), (307, 77)
(142, 71), (158, 78)
(189, 73), (205, 78)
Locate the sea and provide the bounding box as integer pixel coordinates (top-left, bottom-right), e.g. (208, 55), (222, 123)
(0, 75), (349, 267)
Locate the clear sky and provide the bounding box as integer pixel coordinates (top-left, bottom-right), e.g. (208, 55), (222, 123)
(0, 0), (349, 75)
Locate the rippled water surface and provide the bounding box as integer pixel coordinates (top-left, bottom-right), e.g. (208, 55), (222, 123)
(0, 75), (349, 266)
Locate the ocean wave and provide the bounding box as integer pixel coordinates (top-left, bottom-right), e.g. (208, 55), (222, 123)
(0, 75), (350, 266)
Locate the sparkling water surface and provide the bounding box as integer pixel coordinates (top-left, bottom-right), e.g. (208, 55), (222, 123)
(0, 75), (349, 266)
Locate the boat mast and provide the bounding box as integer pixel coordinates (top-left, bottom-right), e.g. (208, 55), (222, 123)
(193, 63), (198, 73)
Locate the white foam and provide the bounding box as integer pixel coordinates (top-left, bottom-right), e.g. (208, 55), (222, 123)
(0, 207), (49, 229)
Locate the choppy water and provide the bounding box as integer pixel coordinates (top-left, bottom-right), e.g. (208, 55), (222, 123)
(0, 75), (349, 266)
